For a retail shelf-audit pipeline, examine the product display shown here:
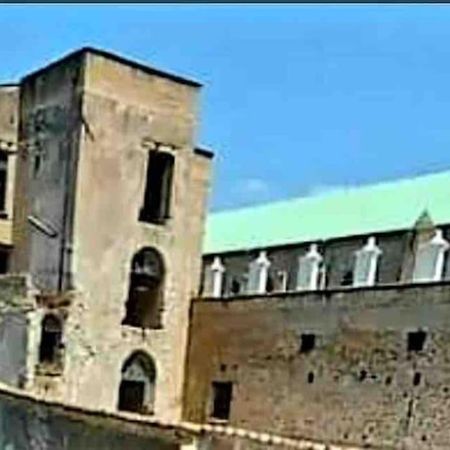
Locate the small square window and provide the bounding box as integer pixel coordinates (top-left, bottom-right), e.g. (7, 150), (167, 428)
(299, 333), (316, 354)
(210, 381), (233, 421)
(407, 330), (427, 352)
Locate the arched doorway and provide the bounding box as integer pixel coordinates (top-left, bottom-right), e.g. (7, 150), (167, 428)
(122, 247), (165, 329)
(117, 351), (156, 414)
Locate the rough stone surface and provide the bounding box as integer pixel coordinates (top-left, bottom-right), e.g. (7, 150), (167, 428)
(9, 48), (212, 424)
(0, 383), (193, 450)
(185, 282), (450, 449)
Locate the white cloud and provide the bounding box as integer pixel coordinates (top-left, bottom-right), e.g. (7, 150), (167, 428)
(232, 177), (271, 199)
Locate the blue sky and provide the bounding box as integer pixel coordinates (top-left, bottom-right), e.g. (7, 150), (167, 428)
(1, 5), (450, 211)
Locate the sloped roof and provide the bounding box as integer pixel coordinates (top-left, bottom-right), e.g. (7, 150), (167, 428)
(204, 170), (450, 254)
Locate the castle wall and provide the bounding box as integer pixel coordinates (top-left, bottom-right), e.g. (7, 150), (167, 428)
(184, 282), (450, 449)
(0, 383), (193, 450)
(59, 51), (212, 420)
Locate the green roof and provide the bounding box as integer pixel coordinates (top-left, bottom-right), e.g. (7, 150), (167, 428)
(203, 170), (450, 254)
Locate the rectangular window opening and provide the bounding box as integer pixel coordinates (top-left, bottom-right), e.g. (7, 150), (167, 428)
(210, 381), (233, 421)
(300, 333), (316, 354)
(407, 330), (427, 352)
(139, 151), (174, 225)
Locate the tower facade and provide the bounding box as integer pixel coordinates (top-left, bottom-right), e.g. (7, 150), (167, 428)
(11, 48), (213, 421)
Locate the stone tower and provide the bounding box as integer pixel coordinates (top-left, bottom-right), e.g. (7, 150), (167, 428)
(10, 48), (213, 421)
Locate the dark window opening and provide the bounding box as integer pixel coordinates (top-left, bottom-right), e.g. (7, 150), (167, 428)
(122, 247), (165, 329)
(266, 275), (275, 293)
(38, 314), (63, 366)
(118, 380), (145, 413)
(299, 333), (316, 354)
(413, 372), (422, 386)
(341, 270), (353, 286)
(385, 376), (392, 386)
(211, 381), (233, 421)
(118, 351), (156, 415)
(139, 151), (174, 225)
(0, 250), (9, 274)
(34, 153), (42, 177)
(407, 330), (427, 352)
(230, 278), (241, 295)
(307, 372), (315, 384)
(0, 153), (7, 213)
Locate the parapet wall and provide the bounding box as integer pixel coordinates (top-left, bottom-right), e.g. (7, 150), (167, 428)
(184, 281), (450, 449)
(0, 381), (188, 450)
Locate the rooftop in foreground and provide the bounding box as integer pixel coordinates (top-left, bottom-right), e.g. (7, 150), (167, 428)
(22, 46), (202, 88)
(204, 169), (450, 254)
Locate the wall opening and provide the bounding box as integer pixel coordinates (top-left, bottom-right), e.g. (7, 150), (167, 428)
(139, 151), (174, 225)
(210, 381), (233, 421)
(407, 330), (427, 352)
(0, 248), (9, 274)
(413, 372), (422, 386)
(230, 278), (242, 295)
(299, 333), (316, 354)
(122, 247), (165, 329)
(118, 351), (156, 414)
(307, 371), (315, 384)
(341, 270), (353, 286)
(38, 314), (63, 366)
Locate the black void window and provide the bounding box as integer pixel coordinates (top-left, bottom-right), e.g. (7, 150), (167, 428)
(229, 277), (242, 296)
(407, 330), (427, 352)
(0, 249), (9, 274)
(122, 247), (165, 329)
(118, 351), (156, 415)
(299, 333), (316, 354)
(341, 270), (354, 286)
(0, 152), (8, 215)
(210, 381), (233, 421)
(139, 151), (174, 225)
(38, 314), (63, 365)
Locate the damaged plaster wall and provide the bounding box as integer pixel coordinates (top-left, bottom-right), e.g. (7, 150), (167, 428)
(0, 276), (32, 388)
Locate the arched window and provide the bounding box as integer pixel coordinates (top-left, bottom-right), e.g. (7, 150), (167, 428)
(38, 314), (63, 365)
(413, 229), (450, 282)
(122, 248), (165, 329)
(118, 351), (156, 414)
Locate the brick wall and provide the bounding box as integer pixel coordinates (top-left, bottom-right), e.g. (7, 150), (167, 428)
(184, 282), (450, 449)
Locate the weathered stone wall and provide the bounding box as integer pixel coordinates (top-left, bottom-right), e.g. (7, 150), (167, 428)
(0, 276), (33, 389)
(8, 49), (212, 422)
(184, 282), (450, 449)
(0, 85), (19, 248)
(0, 382), (195, 450)
(11, 52), (84, 291)
(61, 50), (211, 421)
